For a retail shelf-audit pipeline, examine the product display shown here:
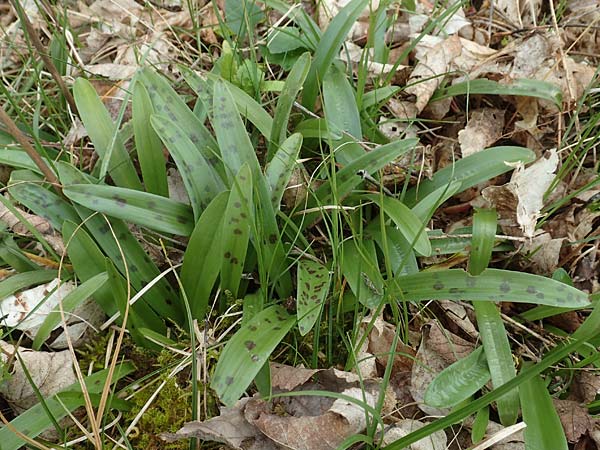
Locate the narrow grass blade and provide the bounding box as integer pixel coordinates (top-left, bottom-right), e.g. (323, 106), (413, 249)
(32, 273), (108, 350)
(519, 368), (568, 450)
(0, 363), (134, 450)
(341, 238), (384, 308)
(394, 269), (589, 307)
(73, 78), (141, 190)
(0, 270), (58, 299)
(220, 165), (253, 297)
(323, 63), (362, 141)
(151, 114), (225, 219)
(470, 209), (519, 425)
(211, 305), (295, 406)
(362, 86), (402, 110)
(132, 81), (168, 197)
(213, 81), (262, 182)
(404, 146), (536, 206)
(297, 259), (330, 335)
(181, 191), (229, 319)
(265, 133), (302, 210)
(365, 194), (431, 257)
(58, 163), (182, 323)
(63, 184), (194, 236)
(268, 52), (310, 160)
(8, 170), (79, 229)
(432, 78), (563, 107)
(424, 346), (490, 407)
(302, 0), (369, 109)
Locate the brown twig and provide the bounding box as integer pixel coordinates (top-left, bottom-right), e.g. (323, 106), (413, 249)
(8, 0), (77, 114)
(0, 105), (64, 197)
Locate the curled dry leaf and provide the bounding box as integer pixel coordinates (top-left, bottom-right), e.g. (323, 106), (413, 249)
(0, 340), (77, 413)
(458, 108), (505, 157)
(410, 321), (475, 416)
(317, 0), (380, 42)
(163, 363), (395, 450)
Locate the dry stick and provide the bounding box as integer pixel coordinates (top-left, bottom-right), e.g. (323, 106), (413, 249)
(0, 106), (64, 197)
(8, 0), (77, 114)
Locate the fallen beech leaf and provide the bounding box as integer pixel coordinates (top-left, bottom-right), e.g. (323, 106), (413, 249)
(522, 232), (564, 275)
(0, 341), (77, 413)
(382, 419), (447, 449)
(459, 108), (505, 157)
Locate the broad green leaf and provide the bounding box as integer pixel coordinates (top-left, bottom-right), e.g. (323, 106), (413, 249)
(0, 363), (134, 450)
(151, 114), (225, 220)
(211, 305), (295, 406)
(469, 209), (497, 276)
(132, 82), (168, 197)
(424, 346), (490, 407)
(225, 0), (264, 37)
(394, 269), (590, 307)
(365, 194), (431, 257)
(362, 86), (402, 110)
(471, 406), (489, 444)
(341, 238), (384, 308)
(181, 191), (229, 319)
(257, 0), (321, 47)
(432, 78), (563, 107)
(411, 181), (462, 223)
(0, 149), (55, 175)
(323, 63), (362, 142)
(213, 81), (262, 182)
(297, 259), (330, 335)
(220, 165), (253, 297)
(268, 52), (310, 160)
(303, 0), (369, 109)
(137, 68), (222, 178)
(404, 146), (536, 206)
(368, 224), (419, 276)
(267, 27), (308, 54)
(8, 170), (79, 230)
(520, 369), (568, 450)
(265, 133), (302, 210)
(0, 270), (57, 299)
(32, 273), (108, 350)
(58, 163), (182, 323)
(294, 118), (342, 140)
(73, 78), (141, 190)
(63, 184), (194, 236)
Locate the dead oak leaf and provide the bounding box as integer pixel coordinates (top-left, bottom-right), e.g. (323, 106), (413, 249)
(554, 399), (596, 444)
(458, 108), (505, 157)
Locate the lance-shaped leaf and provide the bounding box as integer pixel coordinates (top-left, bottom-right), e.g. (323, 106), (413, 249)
(220, 165), (253, 297)
(63, 184), (194, 236)
(365, 194), (432, 257)
(297, 259), (330, 335)
(265, 133), (302, 210)
(151, 114), (225, 220)
(394, 269), (590, 307)
(323, 63), (362, 144)
(211, 305), (295, 406)
(132, 82), (168, 197)
(181, 191), (229, 319)
(0, 270), (58, 300)
(341, 238), (384, 308)
(73, 78), (141, 190)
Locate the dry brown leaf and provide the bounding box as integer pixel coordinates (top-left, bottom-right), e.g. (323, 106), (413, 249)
(521, 232), (564, 275)
(382, 419), (447, 449)
(0, 341), (77, 412)
(458, 108), (505, 157)
(438, 300), (479, 339)
(317, 0), (378, 41)
(84, 63), (138, 80)
(406, 35), (462, 113)
(554, 399), (596, 443)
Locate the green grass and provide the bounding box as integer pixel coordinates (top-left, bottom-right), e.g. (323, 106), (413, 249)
(0, 0), (598, 448)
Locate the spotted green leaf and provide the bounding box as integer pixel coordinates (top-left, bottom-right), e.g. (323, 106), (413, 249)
(220, 165), (253, 297)
(181, 191), (229, 319)
(151, 114), (225, 220)
(297, 259), (330, 335)
(341, 238), (384, 308)
(520, 367), (568, 450)
(265, 133), (302, 210)
(425, 346), (490, 408)
(365, 194), (432, 257)
(32, 272), (108, 350)
(132, 82), (168, 197)
(63, 184), (194, 236)
(73, 78), (141, 190)
(394, 269), (590, 307)
(404, 146), (536, 206)
(211, 305), (295, 406)
(267, 52), (310, 160)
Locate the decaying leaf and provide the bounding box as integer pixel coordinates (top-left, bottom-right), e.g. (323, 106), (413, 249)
(0, 340), (77, 413)
(554, 399), (596, 444)
(382, 419), (447, 449)
(458, 108), (505, 157)
(521, 232), (564, 275)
